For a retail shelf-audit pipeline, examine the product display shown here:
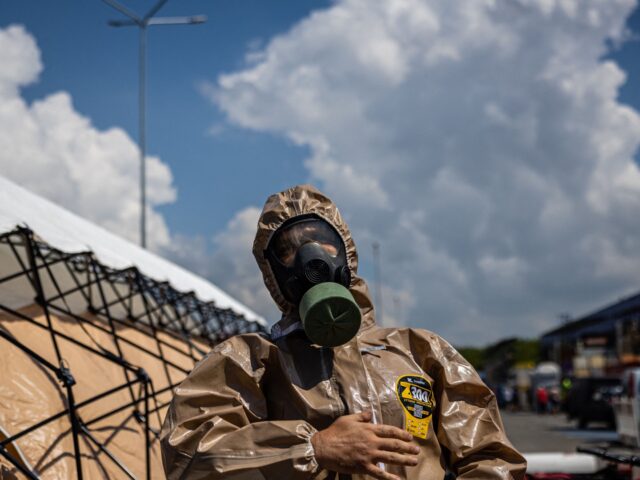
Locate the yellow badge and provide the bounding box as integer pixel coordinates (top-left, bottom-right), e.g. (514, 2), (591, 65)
(395, 374), (435, 439)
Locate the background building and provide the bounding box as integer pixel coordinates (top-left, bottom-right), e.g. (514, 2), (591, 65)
(541, 293), (640, 378)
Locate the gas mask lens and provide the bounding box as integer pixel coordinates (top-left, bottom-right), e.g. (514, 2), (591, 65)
(265, 216), (352, 305)
(268, 218), (343, 268)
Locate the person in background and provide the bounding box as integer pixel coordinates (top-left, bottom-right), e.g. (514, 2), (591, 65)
(161, 185), (526, 479)
(536, 386), (549, 414)
(548, 386), (561, 414)
(502, 384), (515, 412)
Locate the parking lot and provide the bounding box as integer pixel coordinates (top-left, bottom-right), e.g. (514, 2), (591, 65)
(501, 410), (618, 453)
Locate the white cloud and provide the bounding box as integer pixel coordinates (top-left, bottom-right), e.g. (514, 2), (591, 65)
(206, 0), (640, 344)
(0, 24), (175, 251)
(207, 207), (280, 320)
(0, 23), (281, 329)
(0, 24), (275, 325)
(166, 207), (282, 323)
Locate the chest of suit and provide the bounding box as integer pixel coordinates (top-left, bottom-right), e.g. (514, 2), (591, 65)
(263, 329), (446, 479)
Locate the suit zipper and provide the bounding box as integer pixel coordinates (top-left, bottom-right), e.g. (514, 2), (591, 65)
(322, 347), (347, 417)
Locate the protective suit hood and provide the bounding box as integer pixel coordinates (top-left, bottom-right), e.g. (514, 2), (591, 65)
(253, 184), (375, 333)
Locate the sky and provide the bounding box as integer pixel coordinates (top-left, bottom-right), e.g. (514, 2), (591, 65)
(2, 0), (640, 346)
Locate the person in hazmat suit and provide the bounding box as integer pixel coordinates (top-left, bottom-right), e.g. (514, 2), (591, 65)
(161, 185), (526, 480)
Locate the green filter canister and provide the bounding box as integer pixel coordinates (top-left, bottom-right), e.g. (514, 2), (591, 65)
(299, 282), (362, 347)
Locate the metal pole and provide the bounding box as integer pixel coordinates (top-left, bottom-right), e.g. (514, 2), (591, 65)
(104, 1), (206, 249)
(139, 26), (147, 249)
(144, 379), (151, 480)
(372, 242), (383, 326)
(66, 383), (84, 480)
(393, 295), (401, 326)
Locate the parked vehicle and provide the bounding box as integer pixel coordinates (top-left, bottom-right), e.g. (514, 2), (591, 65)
(528, 370), (640, 479)
(531, 362), (561, 412)
(565, 377), (622, 429)
(613, 368), (640, 447)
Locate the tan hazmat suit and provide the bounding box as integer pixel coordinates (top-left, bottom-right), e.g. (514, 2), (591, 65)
(161, 185), (527, 479)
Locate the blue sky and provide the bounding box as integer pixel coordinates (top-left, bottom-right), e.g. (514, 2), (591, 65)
(1, 0), (331, 235)
(3, 1), (640, 344)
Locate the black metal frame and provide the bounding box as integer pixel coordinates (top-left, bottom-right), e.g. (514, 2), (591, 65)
(577, 446), (640, 467)
(0, 227), (266, 479)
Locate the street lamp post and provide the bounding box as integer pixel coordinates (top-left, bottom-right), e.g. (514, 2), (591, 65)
(103, 0), (206, 248)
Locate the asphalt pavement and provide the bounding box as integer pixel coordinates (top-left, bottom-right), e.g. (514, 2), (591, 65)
(500, 410), (618, 453)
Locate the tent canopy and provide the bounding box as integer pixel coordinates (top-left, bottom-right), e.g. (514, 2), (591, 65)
(0, 175), (266, 326)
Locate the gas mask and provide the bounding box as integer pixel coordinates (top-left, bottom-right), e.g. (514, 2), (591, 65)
(265, 215), (361, 347)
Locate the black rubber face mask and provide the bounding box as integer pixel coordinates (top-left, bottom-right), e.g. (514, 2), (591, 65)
(265, 216), (351, 305)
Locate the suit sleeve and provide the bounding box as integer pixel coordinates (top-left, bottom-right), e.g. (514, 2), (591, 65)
(160, 335), (321, 480)
(431, 335), (527, 479)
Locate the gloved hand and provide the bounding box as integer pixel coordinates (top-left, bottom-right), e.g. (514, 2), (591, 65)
(311, 411), (420, 480)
